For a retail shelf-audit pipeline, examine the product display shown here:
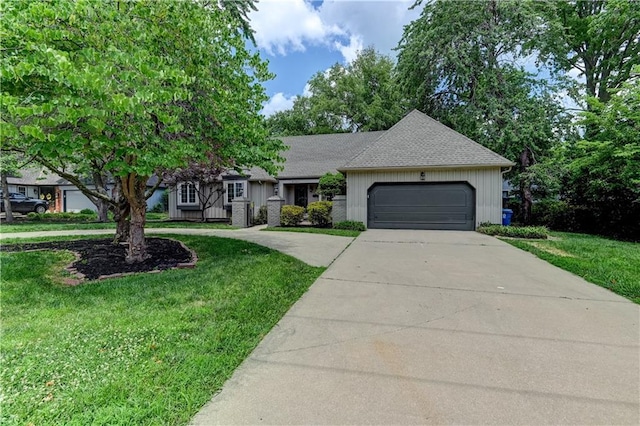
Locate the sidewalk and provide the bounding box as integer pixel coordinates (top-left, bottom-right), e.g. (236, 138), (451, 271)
(0, 226), (354, 267)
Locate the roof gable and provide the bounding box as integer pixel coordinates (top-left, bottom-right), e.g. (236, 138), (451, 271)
(340, 109), (513, 170)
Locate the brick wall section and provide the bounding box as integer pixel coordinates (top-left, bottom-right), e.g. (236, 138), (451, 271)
(232, 198), (249, 228)
(267, 196), (285, 227)
(331, 195), (346, 224)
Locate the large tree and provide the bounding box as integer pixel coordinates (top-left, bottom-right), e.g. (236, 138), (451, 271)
(266, 47), (405, 136)
(396, 0), (568, 222)
(1, 0), (283, 262)
(533, 0), (640, 105)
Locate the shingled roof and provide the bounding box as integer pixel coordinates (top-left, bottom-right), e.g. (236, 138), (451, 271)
(276, 131), (384, 179)
(340, 109), (513, 170)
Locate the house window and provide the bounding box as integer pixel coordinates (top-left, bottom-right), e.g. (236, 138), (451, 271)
(17, 186), (26, 196)
(178, 183), (197, 205)
(226, 181), (245, 204)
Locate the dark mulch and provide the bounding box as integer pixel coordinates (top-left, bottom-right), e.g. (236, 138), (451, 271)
(1, 238), (194, 280)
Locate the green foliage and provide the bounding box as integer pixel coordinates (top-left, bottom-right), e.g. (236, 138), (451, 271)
(307, 201), (332, 227)
(0, 236), (323, 424)
(477, 224), (548, 239)
(280, 205), (305, 227)
(333, 221), (366, 231)
(558, 69), (640, 239)
(533, 0), (640, 105)
(26, 212), (97, 222)
(254, 205), (268, 225)
(0, 0), (283, 259)
(266, 47), (404, 135)
(317, 172), (346, 199)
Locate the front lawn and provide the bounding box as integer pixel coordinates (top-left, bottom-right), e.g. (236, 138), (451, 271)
(503, 232), (640, 303)
(262, 226), (362, 238)
(0, 236), (324, 425)
(0, 220), (235, 233)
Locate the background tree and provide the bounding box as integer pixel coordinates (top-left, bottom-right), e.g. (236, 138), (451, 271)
(1, 0), (283, 262)
(266, 48), (405, 136)
(533, 0), (640, 106)
(563, 68), (640, 238)
(396, 0), (569, 222)
(162, 153), (227, 223)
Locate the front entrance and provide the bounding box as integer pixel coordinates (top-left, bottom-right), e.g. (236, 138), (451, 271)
(294, 184), (308, 207)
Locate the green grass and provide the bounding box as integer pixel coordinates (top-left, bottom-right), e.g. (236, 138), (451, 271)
(503, 232), (640, 303)
(0, 220), (235, 233)
(262, 226), (361, 238)
(0, 235), (324, 425)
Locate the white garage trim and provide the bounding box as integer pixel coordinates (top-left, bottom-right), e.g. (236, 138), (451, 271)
(346, 167), (503, 227)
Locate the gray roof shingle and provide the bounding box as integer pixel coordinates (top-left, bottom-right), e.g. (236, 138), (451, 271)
(275, 132), (384, 179)
(340, 109), (514, 170)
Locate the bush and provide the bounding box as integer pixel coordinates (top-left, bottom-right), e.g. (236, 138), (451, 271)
(79, 208), (95, 215)
(318, 172), (346, 200)
(25, 212), (97, 222)
(477, 224), (548, 239)
(333, 220), (366, 231)
(307, 201), (332, 227)
(280, 205), (305, 227)
(254, 205), (268, 225)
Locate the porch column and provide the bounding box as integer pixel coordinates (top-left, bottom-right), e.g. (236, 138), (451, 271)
(332, 195), (346, 224)
(267, 195), (285, 227)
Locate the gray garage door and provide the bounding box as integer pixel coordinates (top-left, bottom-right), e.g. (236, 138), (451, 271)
(367, 182), (475, 230)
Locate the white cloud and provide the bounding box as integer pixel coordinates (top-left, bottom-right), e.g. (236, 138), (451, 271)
(335, 34), (364, 63)
(251, 0), (345, 56)
(250, 0), (422, 63)
(318, 0), (422, 57)
(262, 92), (297, 116)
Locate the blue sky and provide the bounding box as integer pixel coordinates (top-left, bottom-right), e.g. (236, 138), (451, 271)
(248, 0), (423, 116)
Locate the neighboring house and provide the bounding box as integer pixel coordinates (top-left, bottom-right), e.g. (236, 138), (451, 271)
(6, 168), (166, 213)
(169, 110), (514, 230)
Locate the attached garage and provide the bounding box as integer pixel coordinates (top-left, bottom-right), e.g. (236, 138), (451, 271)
(340, 110), (514, 230)
(367, 182), (475, 230)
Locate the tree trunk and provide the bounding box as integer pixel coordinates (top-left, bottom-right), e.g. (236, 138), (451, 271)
(96, 200), (109, 222)
(519, 147), (535, 225)
(92, 171), (110, 222)
(1, 173), (14, 223)
(111, 179), (130, 243)
(121, 173), (149, 263)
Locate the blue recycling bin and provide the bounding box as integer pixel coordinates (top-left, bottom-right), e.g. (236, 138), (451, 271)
(502, 209), (513, 226)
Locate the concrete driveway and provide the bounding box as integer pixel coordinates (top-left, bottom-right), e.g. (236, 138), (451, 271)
(192, 229), (639, 425)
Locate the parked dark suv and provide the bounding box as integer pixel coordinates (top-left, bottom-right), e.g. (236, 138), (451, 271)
(1, 192), (50, 214)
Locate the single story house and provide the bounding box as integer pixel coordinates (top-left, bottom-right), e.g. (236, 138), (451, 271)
(5, 168), (166, 213)
(168, 109), (514, 230)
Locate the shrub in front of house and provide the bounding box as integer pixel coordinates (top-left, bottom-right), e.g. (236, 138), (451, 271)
(317, 172), (346, 200)
(477, 223), (548, 239)
(280, 205), (305, 227)
(26, 212), (98, 222)
(307, 201), (332, 227)
(333, 220), (366, 231)
(254, 205), (268, 225)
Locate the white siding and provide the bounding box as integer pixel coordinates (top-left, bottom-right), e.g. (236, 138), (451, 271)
(168, 183), (228, 220)
(345, 168), (504, 227)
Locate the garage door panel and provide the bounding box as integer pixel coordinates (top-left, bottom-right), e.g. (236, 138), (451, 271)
(368, 182), (475, 230)
(375, 187), (469, 207)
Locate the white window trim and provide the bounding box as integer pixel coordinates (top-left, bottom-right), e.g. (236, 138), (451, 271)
(225, 180), (247, 204)
(177, 182), (198, 206)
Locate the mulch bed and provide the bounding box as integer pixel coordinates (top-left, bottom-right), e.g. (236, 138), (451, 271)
(1, 238), (196, 281)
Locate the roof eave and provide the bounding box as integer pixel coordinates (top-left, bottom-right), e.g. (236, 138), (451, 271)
(339, 162), (515, 172)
